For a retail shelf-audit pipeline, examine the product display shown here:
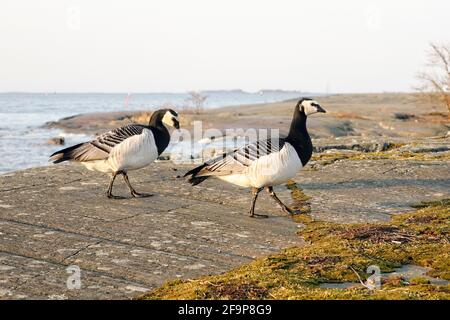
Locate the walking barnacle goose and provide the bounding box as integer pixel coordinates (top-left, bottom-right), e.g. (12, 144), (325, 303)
(184, 99), (325, 217)
(50, 109), (179, 199)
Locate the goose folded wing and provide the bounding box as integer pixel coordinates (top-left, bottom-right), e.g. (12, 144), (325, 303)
(196, 138), (286, 176)
(58, 124), (145, 162)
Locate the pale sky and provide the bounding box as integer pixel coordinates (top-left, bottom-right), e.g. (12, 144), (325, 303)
(1, 0), (449, 93)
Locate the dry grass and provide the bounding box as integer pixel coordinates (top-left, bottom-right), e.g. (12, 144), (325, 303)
(332, 112), (370, 120)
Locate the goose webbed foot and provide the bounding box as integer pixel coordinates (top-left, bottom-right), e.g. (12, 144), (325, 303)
(288, 208), (303, 215)
(249, 213), (269, 219)
(123, 173), (152, 198)
(107, 193), (127, 200)
(265, 186), (298, 216)
(131, 191), (153, 198)
(278, 203), (298, 215)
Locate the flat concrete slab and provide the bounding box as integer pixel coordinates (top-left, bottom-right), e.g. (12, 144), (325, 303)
(1, 142), (449, 299)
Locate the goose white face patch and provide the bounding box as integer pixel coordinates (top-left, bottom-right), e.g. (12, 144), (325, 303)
(302, 100), (321, 116)
(162, 110), (179, 128)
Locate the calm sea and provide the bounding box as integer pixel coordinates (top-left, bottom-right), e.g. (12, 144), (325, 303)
(0, 91), (312, 174)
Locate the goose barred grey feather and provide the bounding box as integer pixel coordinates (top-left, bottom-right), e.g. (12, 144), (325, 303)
(50, 124), (145, 163)
(192, 138), (286, 177)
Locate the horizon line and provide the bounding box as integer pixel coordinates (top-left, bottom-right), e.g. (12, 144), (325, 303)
(0, 89), (416, 95)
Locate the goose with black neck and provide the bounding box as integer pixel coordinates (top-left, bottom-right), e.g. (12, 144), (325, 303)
(184, 98), (326, 218)
(49, 109), (180, 199)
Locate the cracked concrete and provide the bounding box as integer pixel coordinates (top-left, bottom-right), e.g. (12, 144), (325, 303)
(1, 137), (449, 299)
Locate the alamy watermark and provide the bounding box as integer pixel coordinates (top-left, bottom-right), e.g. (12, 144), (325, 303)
(366, 265), (381, 290)
(169, 121), (282, 175)
(66, 6), (81, 30)
(351, 265), (382, 290)
(66, 265), (81, 290)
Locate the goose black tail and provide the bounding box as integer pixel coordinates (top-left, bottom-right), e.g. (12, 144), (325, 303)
(184, 164), (209, 186)
(49, 143), (85, 164)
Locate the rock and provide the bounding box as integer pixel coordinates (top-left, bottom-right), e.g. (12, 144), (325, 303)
(407, 146), (450, 153)
(1, 136), (449, 299)
(0, 162), (302, 299)
(394, 113), (415, 120)
(47, 137), (65, 145)
(313, 141), (395, 153)
(157, 153), (171, 160)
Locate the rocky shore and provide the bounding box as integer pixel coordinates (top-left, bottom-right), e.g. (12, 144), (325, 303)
(45, 93), (449, 138)
(1, 93), (449, 299)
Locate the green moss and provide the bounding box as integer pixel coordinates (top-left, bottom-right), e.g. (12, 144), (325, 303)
(411, 199), (450, 209)
(384, 143), (406, 151)
(139, 200), (450, 300)
(285, 180), (312, 215)
(410, 278), (431, 285)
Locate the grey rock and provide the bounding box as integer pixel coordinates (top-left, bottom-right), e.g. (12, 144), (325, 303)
(0, 137), (449, 299)
(47, 137), (65, 146)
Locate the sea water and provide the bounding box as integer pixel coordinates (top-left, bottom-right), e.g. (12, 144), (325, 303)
(0, 91), (311, 174)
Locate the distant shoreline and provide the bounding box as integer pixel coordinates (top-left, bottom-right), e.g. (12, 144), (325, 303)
(43, 92), (448, 139)
(0, 90), (313, 174)
(0, 89), (310, 95)
(1, 92), (447, 175)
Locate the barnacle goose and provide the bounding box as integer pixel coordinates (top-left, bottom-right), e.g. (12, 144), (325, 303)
(184, 99), (325, 217)
(49, 109), (179, 199)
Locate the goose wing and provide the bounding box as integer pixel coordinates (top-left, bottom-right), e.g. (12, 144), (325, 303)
(49, 124), (145, 163)
(193, 138), (286, 177)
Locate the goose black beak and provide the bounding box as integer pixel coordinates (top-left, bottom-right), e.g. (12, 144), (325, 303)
(173, 120), (180, 129)
(316, 105), (326, 113)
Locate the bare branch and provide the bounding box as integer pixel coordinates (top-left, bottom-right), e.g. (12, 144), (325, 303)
(415, 43), (450, 114)
(429, 43), (450, 75)
(185, 91), (208, 114)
